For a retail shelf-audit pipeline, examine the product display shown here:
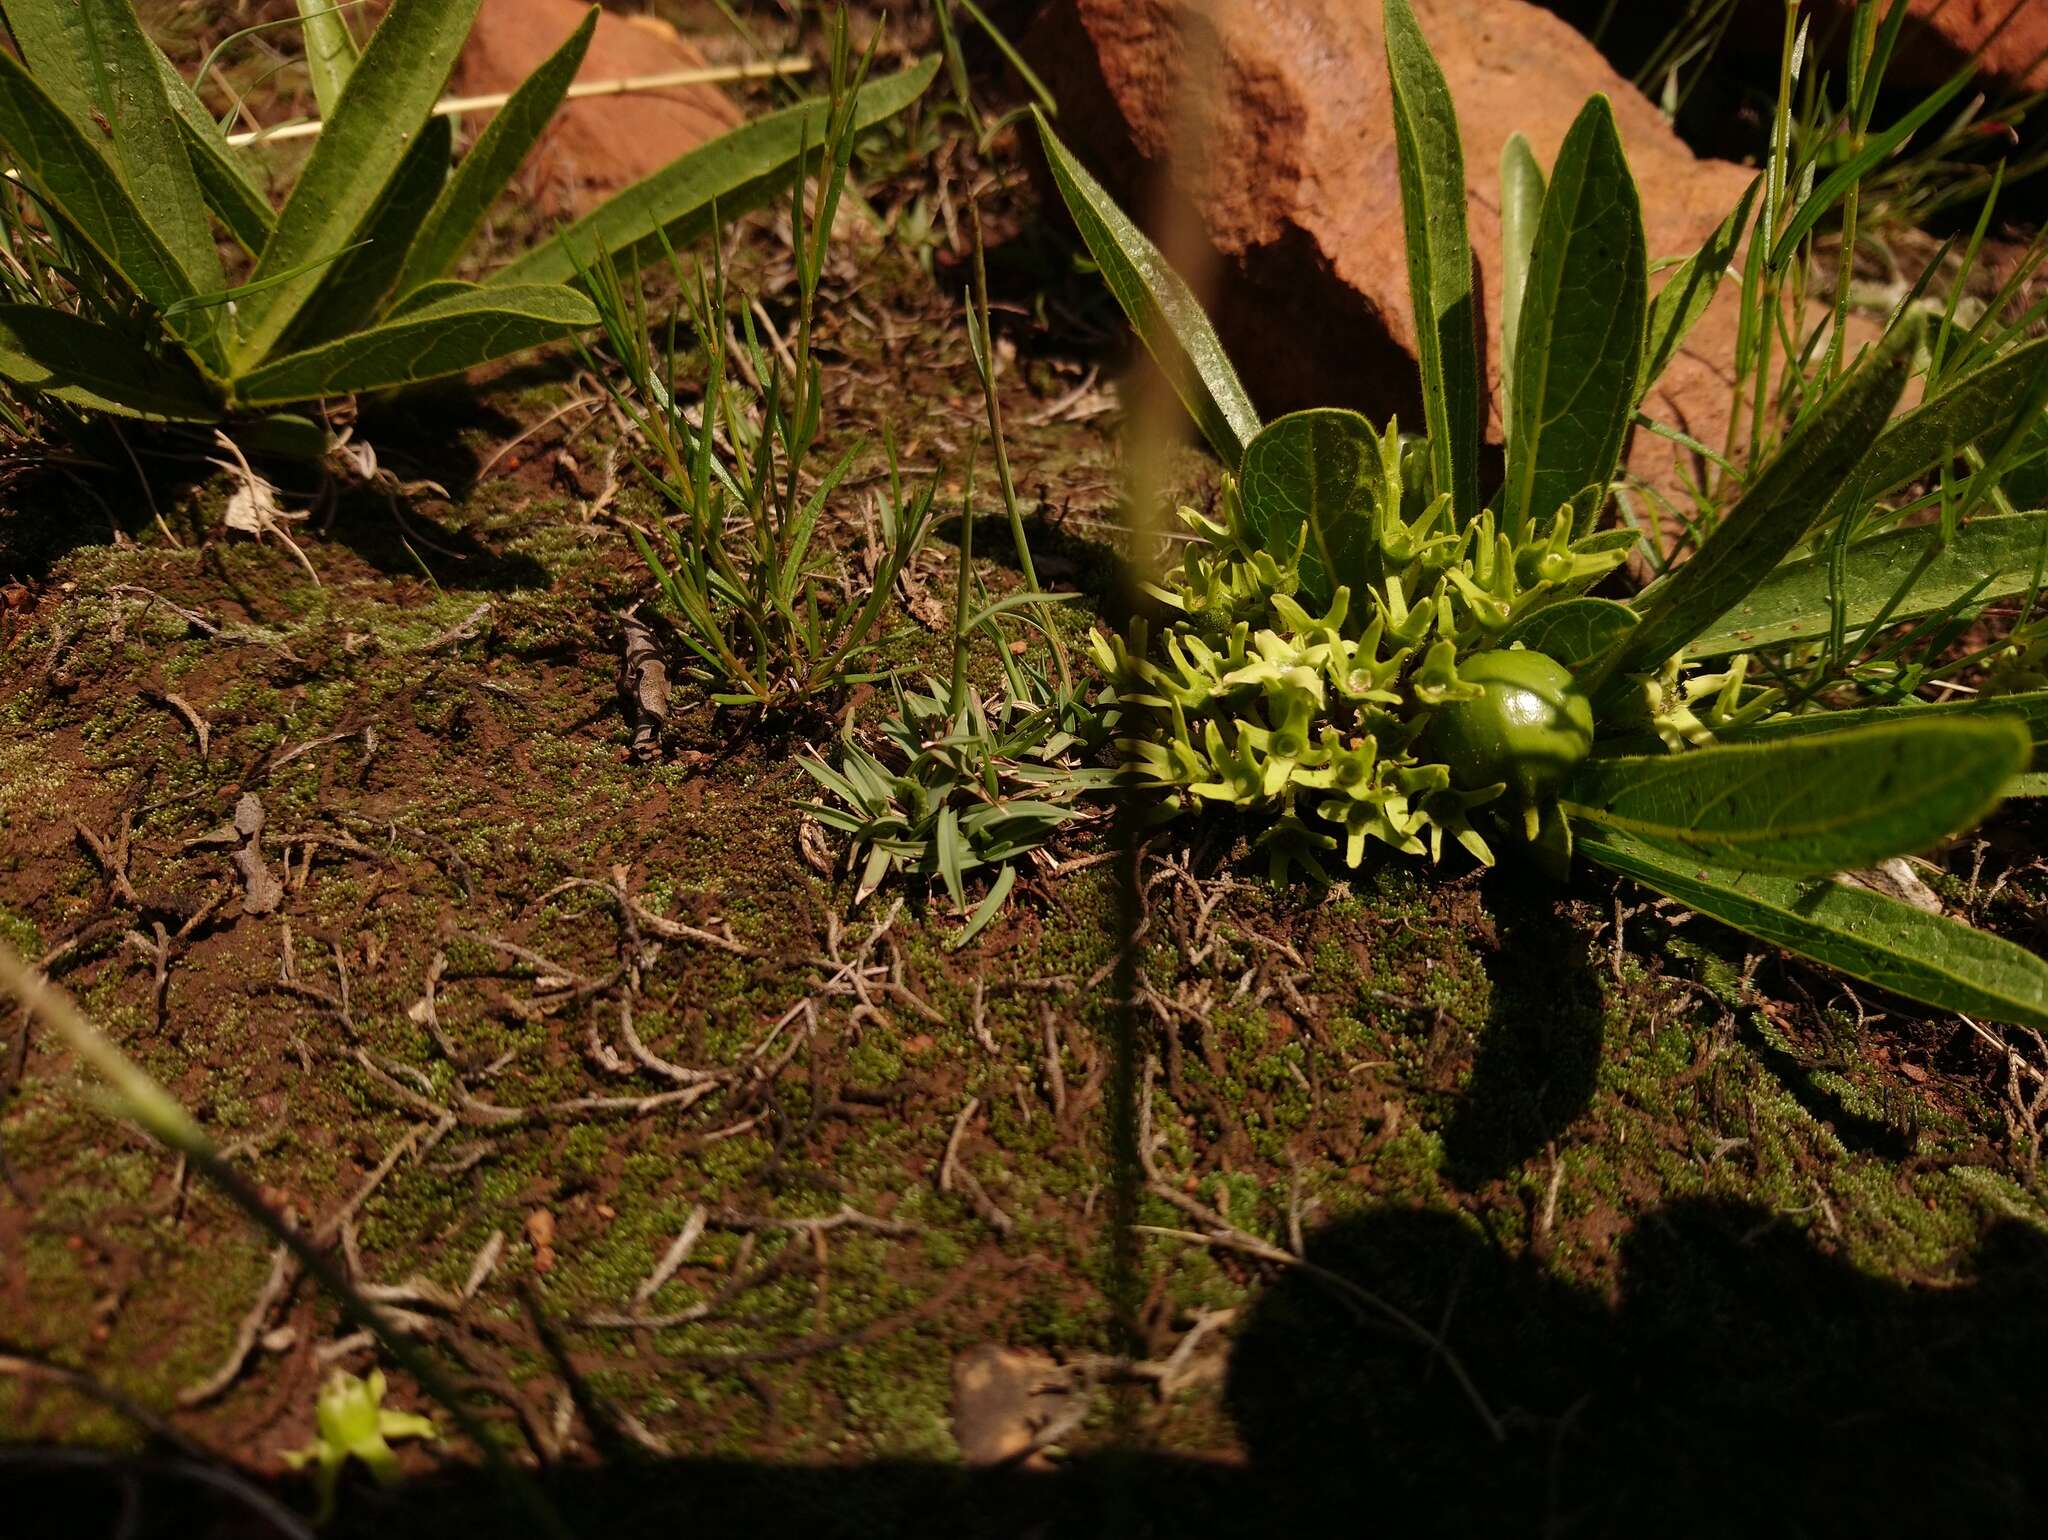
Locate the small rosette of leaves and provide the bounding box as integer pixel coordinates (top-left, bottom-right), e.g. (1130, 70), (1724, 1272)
(801, 673), (1111, 945)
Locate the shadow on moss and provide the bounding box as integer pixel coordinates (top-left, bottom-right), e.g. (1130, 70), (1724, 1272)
(13, 1197), (2045, 1538)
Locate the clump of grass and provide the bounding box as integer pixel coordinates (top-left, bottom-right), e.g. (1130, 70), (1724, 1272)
(591, 18), (935, 711)
(799, 212), (1109, 942)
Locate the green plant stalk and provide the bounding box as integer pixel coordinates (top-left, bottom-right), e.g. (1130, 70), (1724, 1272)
(951, 443), (979, 707)
(1721, 1), (1802, 502)
(968, 204), (1040, 594)
(1823, 43), (1870, 381)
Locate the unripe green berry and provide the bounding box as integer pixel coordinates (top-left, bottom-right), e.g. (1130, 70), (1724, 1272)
(1423, 649), (1593, 804)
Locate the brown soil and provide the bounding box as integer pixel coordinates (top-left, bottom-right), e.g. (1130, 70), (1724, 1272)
(3, 5), (2048, 1538)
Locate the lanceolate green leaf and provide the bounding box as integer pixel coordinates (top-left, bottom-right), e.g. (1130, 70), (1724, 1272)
(0, 49), (213, 357)
(1690, 509), (2048, 658)
(1581, 831), (2048, 1023)
(1498, 133), (1544, 428)
(500, 60), (940, 288)
(231, 0), (484, 370)
(1715, 690), (2048, 752)
(1581, 829), (2048, 1027)
(0, 303), (220, 419)
(1027, 105), (1257, 467)
(1383, 0), (1480, 523)
(390, 279), (477, 316)
(1587, 327), (1913, 690)
(1496, 596), (1637, 667)
(1238, 410), (1379, 607)
(395, 5), (597, 300)
(295, 0), (360, 120)
(1563, 717), (2028, 875)
(1639, 176), (1757, 403)
(1503, 94), (1646, 542)
(281, 115), (451, 351)
(3, 0), (223, 302)
(149, 43), (275, 255)
(1855, 337), (2048, 506)
(231, 284), (597, 405)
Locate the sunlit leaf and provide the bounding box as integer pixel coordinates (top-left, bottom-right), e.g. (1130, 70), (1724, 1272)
(230, 283), (596, 405)
(1030, 104), (1258, 467)
(0, 46), (220, 364)
(1502, 94), (1646, 541)
(396, 5), (597, 299)
(499, 60), (940, 290)
(295, 0), (360, 121)
(231, 0), (484, 369)
(1384, 0), (1480, 522)
(1857, 337), (2048, 506)
(148, 42), (275, 255)
(5, 0), (223, 301)
(1564, 716), (2027, 874)
(1691, 510), (2048, 658)
(1238, 409), (1380, 607)
(281, 115), (451, 349)
(1497, 596), (1638, 667)
(1587, 325), (1913, 690)
(1498, 132), (1544, 427)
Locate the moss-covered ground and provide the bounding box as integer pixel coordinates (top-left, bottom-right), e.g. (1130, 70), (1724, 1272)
(3, 5), (2048, 1537)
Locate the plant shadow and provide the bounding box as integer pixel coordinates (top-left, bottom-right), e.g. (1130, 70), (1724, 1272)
(1224, 1197), (2048, 1535)
(14, 1197), (2044, 1538)
(1438, 863), (1606, 1183)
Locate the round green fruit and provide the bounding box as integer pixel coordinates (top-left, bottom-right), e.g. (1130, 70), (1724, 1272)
(1425, 649), (1593, 803)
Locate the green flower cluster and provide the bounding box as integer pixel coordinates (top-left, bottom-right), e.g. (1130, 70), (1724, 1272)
(1093, 415), (1635, 879)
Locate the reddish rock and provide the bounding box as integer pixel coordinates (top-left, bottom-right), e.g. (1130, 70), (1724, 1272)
(1800, 0), (2048, 92)
(1024, 0), (1758, 504)
(455, 0), (744, 218)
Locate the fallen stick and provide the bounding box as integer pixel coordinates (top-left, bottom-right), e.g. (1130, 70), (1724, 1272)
(225, 58), (814, 146)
